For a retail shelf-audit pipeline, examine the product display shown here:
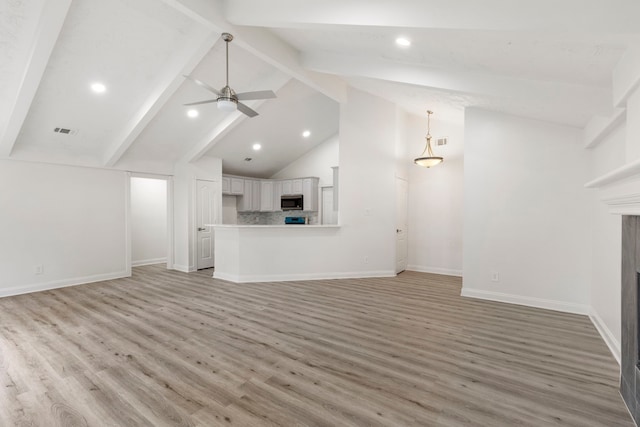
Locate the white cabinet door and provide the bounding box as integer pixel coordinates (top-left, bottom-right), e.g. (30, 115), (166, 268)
(281, 180), (292, 195)
(237, 179), (252, 212)
(252, 180), (261, 210)
(272, 180), (282, 212)
(221, 176), (231, 194)
(230, 178), (244, 195)
(302, 177), (319, 211)
(292, 179), (303, 194)
(260, 181), (274, 211)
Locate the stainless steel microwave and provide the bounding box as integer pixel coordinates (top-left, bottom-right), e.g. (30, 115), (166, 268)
(281, 195), (303, 210)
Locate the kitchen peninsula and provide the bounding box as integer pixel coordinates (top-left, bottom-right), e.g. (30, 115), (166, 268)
(211, 223), (340, 283)
(212, 172), (341, 282)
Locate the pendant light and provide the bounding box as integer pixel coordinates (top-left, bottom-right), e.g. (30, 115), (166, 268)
(414, 110), (443, 168)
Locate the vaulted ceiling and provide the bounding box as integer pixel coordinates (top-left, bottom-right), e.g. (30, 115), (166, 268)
(2, 0), (638, 177)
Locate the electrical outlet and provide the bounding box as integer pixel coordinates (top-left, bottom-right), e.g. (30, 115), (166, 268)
(491, 272), (500, 282)
(364, 208), (371, 216)
(34, 265), (44, 275)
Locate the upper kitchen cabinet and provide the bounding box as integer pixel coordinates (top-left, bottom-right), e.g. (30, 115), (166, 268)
(260, 181), (274, 212)
(222, 176), (244, 196)
(302, 178), (319, 211)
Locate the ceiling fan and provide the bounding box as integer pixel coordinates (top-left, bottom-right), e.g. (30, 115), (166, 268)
(183, 33), (276, 118)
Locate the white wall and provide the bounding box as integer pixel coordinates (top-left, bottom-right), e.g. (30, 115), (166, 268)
(627, 87), (640, 161)
(270, 134), (339, 187)
(0, 160), (128, 296)
(130, 177), (167, 266)
(463, 108), (591, 314)
(407, 113), (464, 276)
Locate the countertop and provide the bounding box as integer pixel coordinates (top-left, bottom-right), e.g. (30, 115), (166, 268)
(207, 224), (340, 229)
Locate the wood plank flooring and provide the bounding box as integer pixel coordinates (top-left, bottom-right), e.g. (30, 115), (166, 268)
(0, 266), (632, 426)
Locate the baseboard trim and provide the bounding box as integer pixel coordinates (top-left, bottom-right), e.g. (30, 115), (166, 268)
(0, 270), (130, 298)
(172, 264), (196, 273)
(213, 270), (396, 283)
(461, 287), (590, 315)
(407, 265), (462, 277)
(132, 258), (167, 267)
(589, 309), (621, 365)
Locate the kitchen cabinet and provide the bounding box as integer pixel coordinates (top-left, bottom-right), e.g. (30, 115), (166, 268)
(222, 175), (244, 195)
(292, 179), (303, 194)
(237, 179), (252, 212)
(281, 179), (303, 196)
(260, 181), (274, 211)
(281, 180), (292, 195)
(223, 173), (318, 211)
(238, 179), (262, 212)
(230, 178), (244, 195)
(302, 177), (319, 211)
(252, 180), (261, 210)
(272, 180), (282, 211)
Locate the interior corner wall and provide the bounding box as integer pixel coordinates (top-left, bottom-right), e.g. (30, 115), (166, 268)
(270, 134), (339, 187)
(407, 113), (464, 276)
(0, 159), (128, 296)
(462, 108), (591, 314)
(130, 177), (167, 266)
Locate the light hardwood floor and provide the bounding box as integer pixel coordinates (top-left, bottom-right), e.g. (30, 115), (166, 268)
(0, 266), (633, 426)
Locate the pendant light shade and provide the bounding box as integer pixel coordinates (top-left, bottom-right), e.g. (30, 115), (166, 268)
(414, 110), (443, 168)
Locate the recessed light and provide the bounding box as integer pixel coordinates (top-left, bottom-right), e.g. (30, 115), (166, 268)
(395, 37), (411, 47)
(91, 82), (106, 93)
(187, 109), (199, 118)
(302, 130), (311, 138)
(252, 143), (261, 151)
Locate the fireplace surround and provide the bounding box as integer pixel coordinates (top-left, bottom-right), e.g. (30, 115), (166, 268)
(585, 159), (640, 424)
(621, 216), (640, 424)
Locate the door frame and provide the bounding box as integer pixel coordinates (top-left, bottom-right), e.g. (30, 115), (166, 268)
(395, 176), (409, 274)
(127, 172), (174, 272)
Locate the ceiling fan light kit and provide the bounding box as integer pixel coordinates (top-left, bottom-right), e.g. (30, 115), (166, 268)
(183, 33), (276, 118)
(414, 110), (443, 168)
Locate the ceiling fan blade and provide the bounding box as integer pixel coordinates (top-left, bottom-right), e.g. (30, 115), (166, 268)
(236, 90), (277, 101)
(183, 75), (222, 96)
(183, 99), (218, 106)
(237, 102), (259, 118)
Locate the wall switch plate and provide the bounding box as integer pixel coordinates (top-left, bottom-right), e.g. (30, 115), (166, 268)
(34, 265), (44, 275)
(364, 208), (371, 216)
(364, 256), (369, 264)
(491, 272), (500, 282)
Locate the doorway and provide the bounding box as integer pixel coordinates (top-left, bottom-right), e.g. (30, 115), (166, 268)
(130, 176), (171, 268)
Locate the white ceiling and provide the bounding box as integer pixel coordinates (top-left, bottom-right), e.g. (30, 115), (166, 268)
(1, 0), (639, 176)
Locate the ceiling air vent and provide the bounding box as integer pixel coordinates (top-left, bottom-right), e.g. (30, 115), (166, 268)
(436, 136), (448, 146)
(53, 127), (78, 135)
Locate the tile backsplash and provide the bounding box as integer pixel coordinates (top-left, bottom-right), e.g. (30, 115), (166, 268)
(237, 211), (318, 225)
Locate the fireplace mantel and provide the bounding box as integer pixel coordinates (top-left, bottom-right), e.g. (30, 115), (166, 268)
(585, 158), (640, 215)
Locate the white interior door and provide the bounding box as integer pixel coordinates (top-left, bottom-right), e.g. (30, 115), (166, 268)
(396, 177), (408, 274)
(196, 180), (216, 270)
